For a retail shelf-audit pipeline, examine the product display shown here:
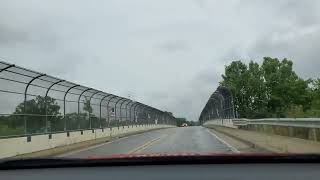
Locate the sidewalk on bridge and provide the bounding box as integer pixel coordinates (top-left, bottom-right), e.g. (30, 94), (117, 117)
(206, 125), (320, 153)
(207, 128), (268, 153)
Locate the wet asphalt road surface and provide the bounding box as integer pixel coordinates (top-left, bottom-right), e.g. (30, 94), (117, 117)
(62, 126), (233, 158)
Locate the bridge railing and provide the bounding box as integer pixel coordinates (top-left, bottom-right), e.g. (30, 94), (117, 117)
(0, 60), (177, 138)
(235, 118), (320, 128)
(204, 118), (320, 142)
(199, 86), (236, 125)
(200, 86), (320, 141)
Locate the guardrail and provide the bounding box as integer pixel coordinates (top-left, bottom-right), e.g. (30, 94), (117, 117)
(233, 118), (320, 128)
(205, 118), (320, 128)
(204, 118), (320, 142)
(204, 119), (237, 128)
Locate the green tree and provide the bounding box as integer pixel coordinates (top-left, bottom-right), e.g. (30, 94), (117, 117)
(261, 57), (311, 117)
(176, 118), (187, 126)
(13, 96), (61, 133)
(83, 97), (93, 114)
(305, 79), (320, 117)
(311, 79), (320, 108)
(14, 96), (60, 116)
(246, 61), (268, 118)
(81, 97), (100, 128)
(220, 57), (313, 118)
(176, 118), (196, 126)
(221, 61), (250, 118)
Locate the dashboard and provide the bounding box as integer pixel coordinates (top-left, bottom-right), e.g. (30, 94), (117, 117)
(1, 163), (320, 180)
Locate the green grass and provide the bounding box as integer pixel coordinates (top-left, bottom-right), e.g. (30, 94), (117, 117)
(0, 125), (24, 137)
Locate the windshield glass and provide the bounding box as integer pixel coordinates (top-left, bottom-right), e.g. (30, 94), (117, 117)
(0, 0), (320, 160)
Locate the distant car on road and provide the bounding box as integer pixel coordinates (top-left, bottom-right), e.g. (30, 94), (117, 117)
(181, 123), (188, 127)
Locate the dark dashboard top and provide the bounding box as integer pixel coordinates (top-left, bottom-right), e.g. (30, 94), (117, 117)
(1, 154), (320, 180)
(1, 163), (320, 180)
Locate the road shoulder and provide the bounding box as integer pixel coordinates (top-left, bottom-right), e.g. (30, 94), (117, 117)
(206, 127), (268, 153)
(205, 125), (320, 153)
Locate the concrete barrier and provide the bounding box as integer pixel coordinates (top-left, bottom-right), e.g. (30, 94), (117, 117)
(205, 125), (320, 153)
(204, 118), (320, 142)
(0, 124), (174, 159)
(203, 119), (237, 128)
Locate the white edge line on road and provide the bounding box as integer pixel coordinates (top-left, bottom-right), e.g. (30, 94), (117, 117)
(206, 128), (240, 153)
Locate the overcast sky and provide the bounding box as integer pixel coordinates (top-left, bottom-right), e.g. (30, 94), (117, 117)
(0, 0), (320, 121)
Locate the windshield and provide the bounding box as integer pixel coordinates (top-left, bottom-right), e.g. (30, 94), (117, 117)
(0, 0), (320, 161)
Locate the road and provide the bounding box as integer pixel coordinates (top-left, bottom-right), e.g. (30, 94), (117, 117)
(62, 126), (237, 158)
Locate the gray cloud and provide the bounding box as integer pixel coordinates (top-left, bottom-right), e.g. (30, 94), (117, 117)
(0, 25), (30, 45)
(249, 29), (320, 79)
(158, 40), (189, 53)
(0, 0), (319, 120)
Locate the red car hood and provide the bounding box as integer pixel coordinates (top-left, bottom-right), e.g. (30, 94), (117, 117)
(84, 152), (286, 160)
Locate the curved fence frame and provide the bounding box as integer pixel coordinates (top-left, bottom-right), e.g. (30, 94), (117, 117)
(199, 86), (236, 125)
(0, 61), (176, 138)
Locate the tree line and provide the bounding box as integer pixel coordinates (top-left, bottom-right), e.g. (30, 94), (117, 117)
(0, 96), (105, 136)
(220, 57), (320, 118)
(0, 94), (154, 136)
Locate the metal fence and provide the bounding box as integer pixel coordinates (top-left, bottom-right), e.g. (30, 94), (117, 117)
(199, 86), (236, 125)
(0, 60), (176, 138)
